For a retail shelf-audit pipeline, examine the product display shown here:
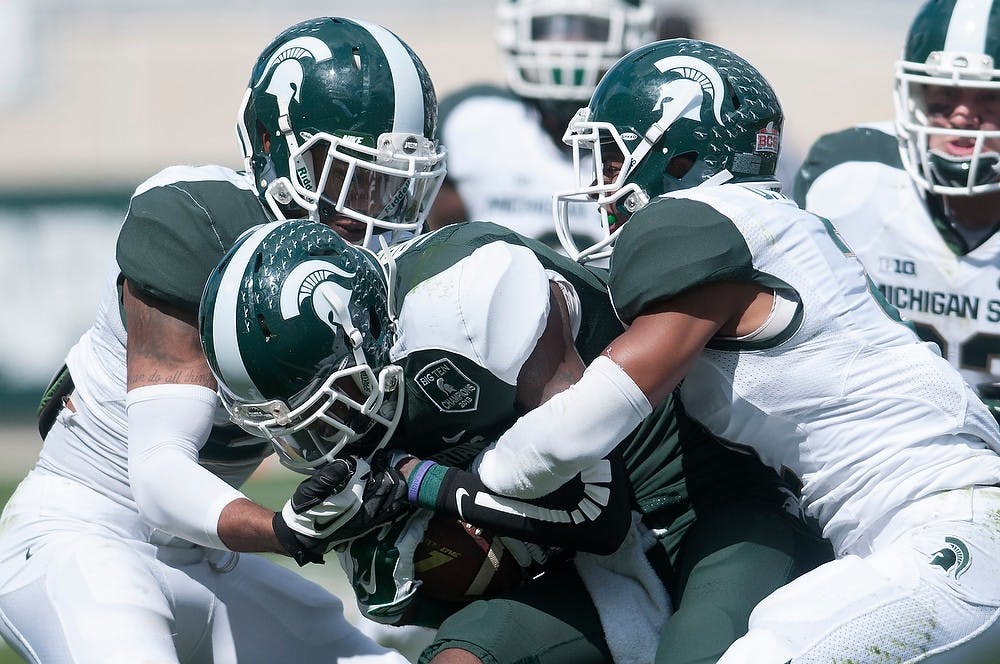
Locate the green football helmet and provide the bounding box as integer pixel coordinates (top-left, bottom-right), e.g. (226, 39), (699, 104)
(237, 17), (447, 246)
(496, 0), (654, 102)
(555, 38), (783, 263)
(199, 219), (402, 472)
(895, 0), (1000, 196)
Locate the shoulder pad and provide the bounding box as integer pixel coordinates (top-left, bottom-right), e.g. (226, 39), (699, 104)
(117, 166), (271, 310)
(794, 125), (901, 205)
(609, 197), (752, 323)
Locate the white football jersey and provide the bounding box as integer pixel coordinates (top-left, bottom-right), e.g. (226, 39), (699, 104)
(440, 86), (597, 247)
(799, 123), (1000, 389)
(608, 183), (1000, 557)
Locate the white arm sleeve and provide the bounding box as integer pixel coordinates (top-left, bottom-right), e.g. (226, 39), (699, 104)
(475, 355), (652, 498)
(126, 383), (245, 549)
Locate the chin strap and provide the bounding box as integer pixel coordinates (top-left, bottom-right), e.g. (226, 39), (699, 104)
(377, 235), (400, 325)
(698, 169), (735, 188)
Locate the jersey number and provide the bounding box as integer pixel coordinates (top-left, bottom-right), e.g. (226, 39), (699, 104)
(911, 323), (1000, 375)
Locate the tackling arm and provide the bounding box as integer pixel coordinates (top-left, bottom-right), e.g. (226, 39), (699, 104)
(394, 281), (633, 554)
(124, 281), (283, 553)
(474, 281), (763, 506)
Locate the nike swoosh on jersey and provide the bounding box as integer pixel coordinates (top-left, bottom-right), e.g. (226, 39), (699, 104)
(456, 488), (471, 521)
(442, 430), (466, 444)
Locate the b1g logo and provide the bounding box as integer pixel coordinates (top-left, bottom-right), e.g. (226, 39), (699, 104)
(878, 256), (916, 276)
(415, 359), (480, 413)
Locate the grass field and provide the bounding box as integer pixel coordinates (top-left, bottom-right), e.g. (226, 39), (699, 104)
(0, 470), (432, 662)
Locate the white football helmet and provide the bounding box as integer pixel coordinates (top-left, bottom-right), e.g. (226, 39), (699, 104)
(894, 0), (1000, 196)
(496, 0), (655, 101)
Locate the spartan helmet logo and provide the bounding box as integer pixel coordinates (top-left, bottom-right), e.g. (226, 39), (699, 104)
(649, 55), (725, 132)
(255, 36), (334, 122)
(929, 536), (971, 580)
(278, 259), (373, 393)
(239, 36), (335, 197)
(279, 260), (360, 337)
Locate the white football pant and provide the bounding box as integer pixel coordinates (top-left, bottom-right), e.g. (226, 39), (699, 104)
(0, 466), (407, 664)
(720, 486), (1000, 663)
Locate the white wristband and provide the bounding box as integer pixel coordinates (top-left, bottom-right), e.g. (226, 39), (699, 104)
(475, 355), (652, 498)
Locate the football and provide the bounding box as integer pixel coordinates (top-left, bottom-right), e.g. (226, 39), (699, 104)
(412, 516), (527, 603)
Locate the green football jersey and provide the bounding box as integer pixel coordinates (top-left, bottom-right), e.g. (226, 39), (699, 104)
(388, 222), (617, 463)
(387, 221), (787, 555)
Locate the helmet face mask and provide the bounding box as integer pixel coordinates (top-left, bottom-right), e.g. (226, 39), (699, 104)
(496, 0), (654, 102)
(894, 0), (1000, 197)
(200, 220), (402, 473)
(223, 360), (403, 472)
(555, 39), (783, 263)
(554, 108), (647, 263)
(236, 17), (447, 244)
(286, 130), (446, 247)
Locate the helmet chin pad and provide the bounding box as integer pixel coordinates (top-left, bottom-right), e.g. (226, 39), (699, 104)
(928, 149), (1000, 189)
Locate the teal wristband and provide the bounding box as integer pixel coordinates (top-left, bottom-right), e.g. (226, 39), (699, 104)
(415, 464), (449, 510)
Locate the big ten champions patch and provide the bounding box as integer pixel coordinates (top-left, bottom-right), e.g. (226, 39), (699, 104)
(416, 359), (480, 412)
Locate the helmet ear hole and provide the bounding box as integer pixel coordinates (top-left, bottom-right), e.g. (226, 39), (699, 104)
(256, 121), (271, 154)
(666, 152), (698, 179)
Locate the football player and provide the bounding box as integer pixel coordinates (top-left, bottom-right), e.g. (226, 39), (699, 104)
(795, 0), (1000, 415)
(427, 0), (657, 249)
(498, 37), (1000, 661)
(200, 217), (832, 664)
(0, 17), (443, 663)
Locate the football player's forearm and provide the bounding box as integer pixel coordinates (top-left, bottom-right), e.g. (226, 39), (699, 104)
(127, 383), (244, 549)
(477, 355), (652, 498)
(217, 498), (285, 554)
(399, 455), (631, 555)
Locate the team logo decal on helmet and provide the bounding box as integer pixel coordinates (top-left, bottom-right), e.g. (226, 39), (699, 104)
(251, 37), (334, 197)
(278, 260), (376, 396)
(650, 55), (726, 129)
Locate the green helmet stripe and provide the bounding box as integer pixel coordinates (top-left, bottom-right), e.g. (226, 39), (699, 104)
(352, 18), (425, 134)
(210, 221), (286, 402)
(945, 0), (992, 52)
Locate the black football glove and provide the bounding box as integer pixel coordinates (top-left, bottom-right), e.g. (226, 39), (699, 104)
(273, 452), (410, 566)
